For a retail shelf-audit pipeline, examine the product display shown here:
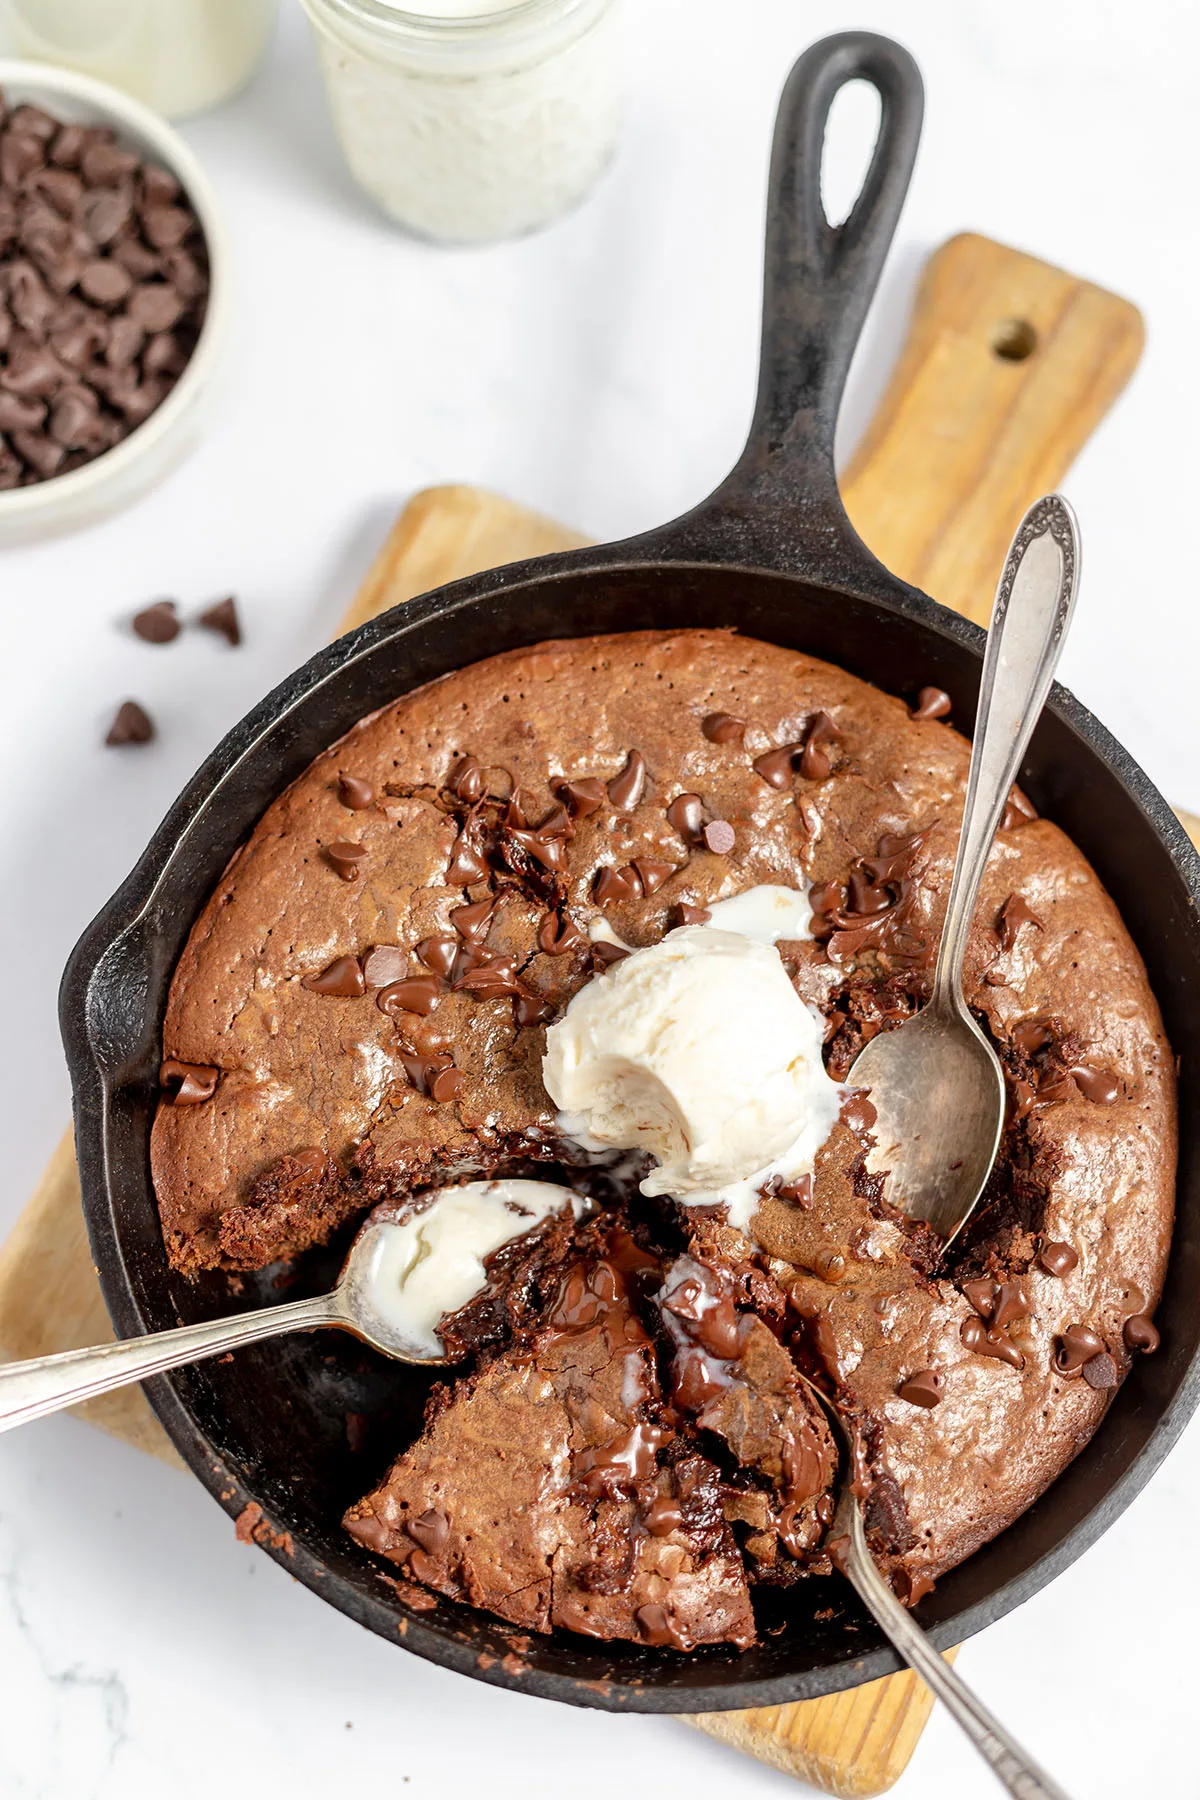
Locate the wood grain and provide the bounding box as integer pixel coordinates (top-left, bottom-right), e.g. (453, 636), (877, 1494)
(841, 233), (1144, 625)
(0, 233), (1156, 1794)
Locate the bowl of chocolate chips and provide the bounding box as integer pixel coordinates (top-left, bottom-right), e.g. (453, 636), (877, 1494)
(0, 61), (229, 541)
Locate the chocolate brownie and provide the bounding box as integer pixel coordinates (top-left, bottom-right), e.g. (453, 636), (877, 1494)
(152, 630), (1175, 1644)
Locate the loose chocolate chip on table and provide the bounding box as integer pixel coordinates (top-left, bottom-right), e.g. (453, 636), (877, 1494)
(607, 749), (646, 811)
(303, 955), (365, 998)
(105, 699), (154, 745)
(363, 945), (410, 987)
(701, 711), (746, 744)
(337, 772), (374, 810)
(702, 819), (736, 855)
(898, 1370), (943, 1408)
(132, 600), (180, 644)
(1070, 1063), (1120, 1105)
(1082, 1352), (1118, 1390)
(159, 1058), (219, 1104)
(379, 976), (443, 1017)
(673, 902), (711, 927)
(1124, 1314), (1161, 1354)
(199, 597), (241, 646)
(556, 777), (605, 817)
(325, 840), (366, 881)
(910, 686), (952, 721)
(1038, 1240), (1080, 1278)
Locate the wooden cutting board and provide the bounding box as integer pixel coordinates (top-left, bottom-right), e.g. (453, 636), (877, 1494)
(0, 232), (1182, 1796)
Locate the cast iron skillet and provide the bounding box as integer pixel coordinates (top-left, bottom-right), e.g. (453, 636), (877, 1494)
(62, 32), (1200, 1712)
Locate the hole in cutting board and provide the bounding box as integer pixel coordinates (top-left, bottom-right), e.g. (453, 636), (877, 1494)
(991, 318), (1038, 362)
(821, 79), (882, 229)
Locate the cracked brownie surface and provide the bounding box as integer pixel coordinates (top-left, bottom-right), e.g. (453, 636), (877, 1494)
(151, 628), (1175, 1646)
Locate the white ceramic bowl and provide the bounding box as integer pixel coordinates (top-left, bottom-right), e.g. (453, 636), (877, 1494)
(0, 60), (230, 544)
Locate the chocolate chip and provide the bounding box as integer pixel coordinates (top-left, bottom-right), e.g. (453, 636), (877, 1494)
(701, 711), (746, 743)
(666, 793), (704, 842)
(446, 755), (484, 802)
(591, 865), (636, 906)
(962, 1278), (997, 1318)
(672, 903), (711, 928)
(1082, 1352), (1118, 1390)
(753, 745), (799, 788)
(607, 750), (646, 811)
(408, 1507), (450, 1553)
(910, 687), (951, 722)
(400, 1051), (464, 1104)
(1038, 1240), (1079, 1278)
(997, 892), (1043, 952)
(1011, 1018), (1053, 1057)
(1054, 1323), (1106, 1377)
(1124, 1314), (1160, 1354)
(538, 911), (585, 955)
(159, 1058), (219, 1104)
(840, 1089), (877, 1134)
(105, 699), (154, 744)
(1070, 1063), (1119, 1105)
(590, 942), (630, 973)
(379, 976), (443, 1017)
(1, 342), (64, 396)
(514, 988), (554, 1026)
(337, 773), (374, 810)
(132, 600), (180, 644)
(127, 282), (183, 332)
(991, 1279), (1031, 1331)
(454, 956), (521, 999)
(702, 819), (735, 855)
(81, 140), (139, 185)
(1001, 787), (1039, 831)
(199, 596), (241, 646)
(325, 841), (366, 881)
(555, 777), (604, 817)
(798, 711), (840, 781)
(302, 955), (365, 998)
(0, 391), (46, 431)
(10, 106), (58, 145)
(140, 164), (181, 207)
(410, 937), (455, 979)
(449, 897), (494, 941)
(78, 258), (132, 307)
(960, 1315), (1024, 1369)
(446, 825), (488, 885)
(82, 186), (131, 245)
(632, 857), (675, 895)
(898, 1370), (943, 1408)
(507, 826), (569, 873)
(362, 945), (409, 988)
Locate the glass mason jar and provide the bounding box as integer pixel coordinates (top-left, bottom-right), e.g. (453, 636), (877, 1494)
(298, 0), (623, 244)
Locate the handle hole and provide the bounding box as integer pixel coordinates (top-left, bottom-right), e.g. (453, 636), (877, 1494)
(991, 319), (1038, 362)
(820, 78), (882, 229)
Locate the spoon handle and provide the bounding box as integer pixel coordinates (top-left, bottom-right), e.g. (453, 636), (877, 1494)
(933, 493), (1080, 1012)
(839, 1506), (1073, 1799)
(0, 1291), (340, 1434)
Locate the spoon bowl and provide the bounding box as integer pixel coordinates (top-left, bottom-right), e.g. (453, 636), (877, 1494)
(850, 495), (1080, 1244)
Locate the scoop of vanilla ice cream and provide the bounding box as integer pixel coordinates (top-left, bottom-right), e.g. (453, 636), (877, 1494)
(543, 926), (839, 1205)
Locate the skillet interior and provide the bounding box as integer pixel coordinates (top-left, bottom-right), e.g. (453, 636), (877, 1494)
(62, 554), (1200, 1711)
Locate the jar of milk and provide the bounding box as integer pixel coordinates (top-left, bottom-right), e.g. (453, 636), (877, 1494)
(298, 0), (623, 244)
(3, 0), (278, 118)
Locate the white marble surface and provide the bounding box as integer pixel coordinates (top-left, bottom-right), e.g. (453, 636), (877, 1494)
(1, 1), (1197, 1794)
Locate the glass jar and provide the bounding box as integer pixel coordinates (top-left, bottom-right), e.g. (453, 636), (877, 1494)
(3, 0), (279, 118)
(298, 0), (623, 244)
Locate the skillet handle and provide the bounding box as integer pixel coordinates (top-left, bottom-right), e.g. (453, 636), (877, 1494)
(668, 32), (923, 580)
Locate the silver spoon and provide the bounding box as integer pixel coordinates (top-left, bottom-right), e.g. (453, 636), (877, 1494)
(0, 1199), (476, 1434)
(849, 494), (1080, 1242)
(800, 1372), (1073, 1800)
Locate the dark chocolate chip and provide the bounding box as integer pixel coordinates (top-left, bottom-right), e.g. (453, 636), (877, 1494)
(446, 826), (488, 885)
(379, 976), (443, 1017)
(303, 955), (365, 997)
(673, 903), (711, 928)
(408, 1507), (450, 1553)
(105, 699), (154, 745)
(632, 857), (675, 896)
(454, 956), (521, 999)
(132, 600), (180, 644)
(514, 988), (554, 1027)
(1054, 1323), (1106, 1377)
(1011, 1018), (1053, 1056)
(590, 942), (630, 973)
(701, 711), (746, 744)
(753, 744), (800, 788)
(1070, 1063), (1119, 1105)
(607, 750), (646, 811)
(363, 945), (409, 988)
(798, 711), (840, 781)
(960, 1316), (1024, 1370)
(910, 686), (952, 721)
(556, 777), (605, 817)
(1082, 1352), (1118, 1390)
(594, 864), (642, 905)
(1038, 1240), (1080, 1278)
(897, 1370), (943, 1408)
(199, 596), (241, 645)
(997, 892), (1043, 952)
(1001, 788), (1039, 831)
(325, 841), (366, 881)
(159, 1058), (219, 1104)
(413, 937), (457, 979)
(537, 911), (585, 955)
(428, 1060), (465, 1103)
(446, 755), (484, 802)
(1124, 1314), (1160, 1354)
(337, 773), (374, 810)
(666, 793), (704, 842)
(702, 819), (735, 855)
